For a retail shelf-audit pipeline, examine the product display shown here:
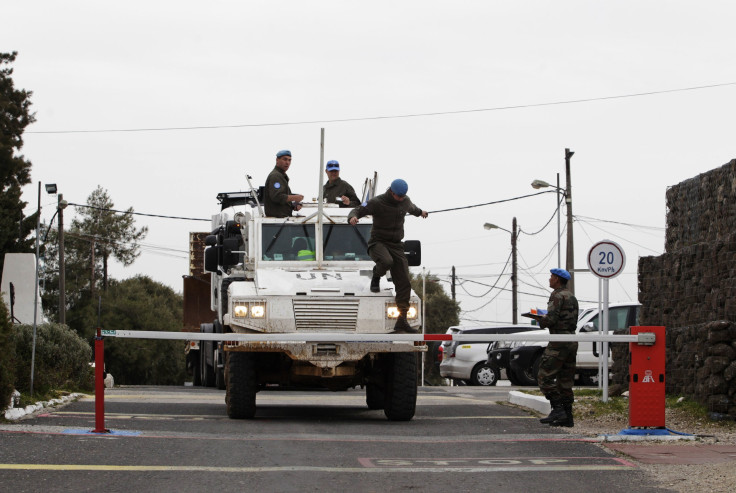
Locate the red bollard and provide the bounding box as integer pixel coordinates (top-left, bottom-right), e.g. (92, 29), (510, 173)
(629, 326), (666, 428)
(92, 328), (110, 433)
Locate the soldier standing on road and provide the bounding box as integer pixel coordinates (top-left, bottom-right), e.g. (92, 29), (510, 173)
(536, 268), (579, 427)
(348, 178), (428, 333)
(264, 150), (304, 217)
(323, 160), (360, 207)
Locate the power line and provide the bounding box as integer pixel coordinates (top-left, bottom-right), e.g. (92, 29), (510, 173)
(574, 214), (664, 231)
(428, 191), (550, 214)
(69, 203), (209, 222)
(26, 81), (736, 134)
(518, 195), (564, 236)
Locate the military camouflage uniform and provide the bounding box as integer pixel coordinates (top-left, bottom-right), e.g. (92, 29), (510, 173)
(264, 166), (295, 218)
(323, 177), (360, 207)
(348, 189), (423, 314)
(537, 287), (579, 403)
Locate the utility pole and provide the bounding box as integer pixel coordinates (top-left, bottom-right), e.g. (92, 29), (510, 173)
(511, 217), (518, 324)
(31, 182), (41, 397)
(58, 194), (66, 325)
(90, 239), (96, 296)
(565, 148), (575, 294)
(451, 266), (456, 302)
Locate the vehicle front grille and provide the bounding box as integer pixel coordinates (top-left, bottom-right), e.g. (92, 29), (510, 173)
(292, 298), (359, 331)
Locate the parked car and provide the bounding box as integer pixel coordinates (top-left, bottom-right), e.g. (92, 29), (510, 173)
(440, 325), (535, 386)
(487, 339), (523, 385)
(507, 302), (641, 386)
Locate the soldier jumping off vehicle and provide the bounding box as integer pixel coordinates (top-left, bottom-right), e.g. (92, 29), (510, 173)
(536, 268), (579, 427)
(348, 178), (428, 333)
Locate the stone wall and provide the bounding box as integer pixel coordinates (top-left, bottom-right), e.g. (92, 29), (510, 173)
(664, 159), (736, 253)
(618, 159), (736, 417)
(665, 321), (736, 415)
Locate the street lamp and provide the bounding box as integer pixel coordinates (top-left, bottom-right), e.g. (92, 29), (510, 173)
(531, 148), (575, 293)
(44, 184), (68, 325)
(483, 218), (518, 324)
(531, 174), (563, 269)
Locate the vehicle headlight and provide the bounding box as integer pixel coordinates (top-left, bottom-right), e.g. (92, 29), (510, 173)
(233, 304), (249, 318)
(386, 303), (419, 319)
(250, 304), (265, 318)
(232, 301), (267, 319)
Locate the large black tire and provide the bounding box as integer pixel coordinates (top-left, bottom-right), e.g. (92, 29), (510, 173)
(216, 367), (226, 390)
(214, 322), (227, 390)
(506, 368), (522, 386)
(201, 344), (216, 387)
(366, 383), (385, 410)
(470, 362), (499, 386)
(384, 353), (417, 421)
(515, 356), (540, 386)
(226, 352), (257, 419)
(192, 352), (202, 386)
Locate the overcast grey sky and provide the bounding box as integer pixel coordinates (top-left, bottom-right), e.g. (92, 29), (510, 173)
(5, 1), (735, 325)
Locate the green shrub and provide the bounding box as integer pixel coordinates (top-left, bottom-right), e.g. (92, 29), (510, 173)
(11, 322), (94, 394)
(0, 298), (15, 410)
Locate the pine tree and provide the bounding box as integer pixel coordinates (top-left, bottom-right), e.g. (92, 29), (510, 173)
(0, 52), (37, 282)
(70, 186), (148, 292)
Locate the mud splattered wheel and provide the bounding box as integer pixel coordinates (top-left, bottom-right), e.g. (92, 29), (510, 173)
(226, 352), (257, 419)
(383, 352), (417, 421)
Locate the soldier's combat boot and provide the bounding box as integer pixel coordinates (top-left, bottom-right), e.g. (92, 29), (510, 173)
(370, 275), (381, 293)
(394, 312), (418, 334)
(550, 400), (574, 427)
(539, 399), (561, 424)
(544, 400), (568, 426)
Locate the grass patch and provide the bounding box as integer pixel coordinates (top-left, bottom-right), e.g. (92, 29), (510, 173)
(666, 395), (710, 419)
(16, 388), (90, 408)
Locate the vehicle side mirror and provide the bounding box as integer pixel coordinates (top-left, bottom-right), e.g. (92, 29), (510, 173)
(205, 235), (218, 246)
(579, 322), (596, 333)
(404, 240), (421, 266)
(204, 246), (219, 272)
(222, 238), (240, 266)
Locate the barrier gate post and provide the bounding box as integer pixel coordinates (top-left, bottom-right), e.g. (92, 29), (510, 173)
(92, 327), (109, 433)
(628, 326), (665, 428)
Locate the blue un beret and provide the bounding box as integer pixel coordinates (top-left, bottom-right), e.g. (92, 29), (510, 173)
(276, 150), (291, 158)
(550, 268), (571, 280)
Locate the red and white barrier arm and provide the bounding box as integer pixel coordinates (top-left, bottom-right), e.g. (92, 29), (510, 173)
(101, 329), (654, 345)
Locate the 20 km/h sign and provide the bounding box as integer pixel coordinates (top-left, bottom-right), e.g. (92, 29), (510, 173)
(587, 240), (626, 279)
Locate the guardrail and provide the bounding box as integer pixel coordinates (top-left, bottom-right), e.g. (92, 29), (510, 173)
(91, 327), (665, 434)
(100, 329), (654, 345)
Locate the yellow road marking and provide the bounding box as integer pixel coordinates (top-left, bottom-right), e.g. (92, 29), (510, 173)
(81, 394), (500, 406)
(50, 411), (533, 420)
(0, 464), (633, 473)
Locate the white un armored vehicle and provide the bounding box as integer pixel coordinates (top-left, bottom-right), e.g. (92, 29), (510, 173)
(198, 185), (425, 421)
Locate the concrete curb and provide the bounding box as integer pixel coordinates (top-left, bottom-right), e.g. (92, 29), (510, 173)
(507, 390), (697, 442)
(3, 393), (83, 421)
(508, 390), (550, 414)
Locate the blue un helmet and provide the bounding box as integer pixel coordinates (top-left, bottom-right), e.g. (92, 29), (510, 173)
(550, 268), (571, 280)
(390, 179), (408, 197)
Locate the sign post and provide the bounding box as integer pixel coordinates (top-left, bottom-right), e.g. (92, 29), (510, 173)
(587, 240), (626, 402)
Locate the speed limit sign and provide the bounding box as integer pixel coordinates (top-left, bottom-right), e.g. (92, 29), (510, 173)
(587, 240), (626, 279)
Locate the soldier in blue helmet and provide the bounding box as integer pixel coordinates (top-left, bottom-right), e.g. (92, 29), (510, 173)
(536, 268), (579, 427)
(323, 160), (360, 207)
(348, 178), (428, 333)
(264, 150), (305, 217)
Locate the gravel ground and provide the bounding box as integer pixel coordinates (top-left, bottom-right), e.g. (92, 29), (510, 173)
(565, 395), (736, 492)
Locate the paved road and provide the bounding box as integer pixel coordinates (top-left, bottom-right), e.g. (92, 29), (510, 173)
(0, 386), (672, 492)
